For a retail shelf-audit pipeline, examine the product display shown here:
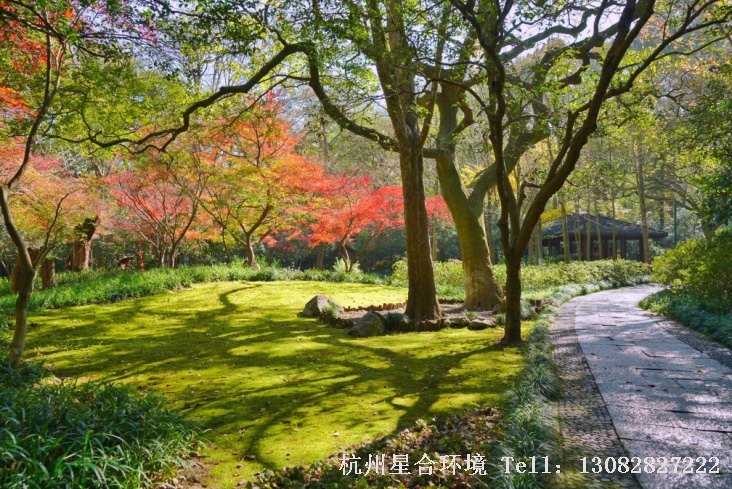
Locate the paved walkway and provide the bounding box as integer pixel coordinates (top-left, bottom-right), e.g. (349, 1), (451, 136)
(554, 285), (732, 489)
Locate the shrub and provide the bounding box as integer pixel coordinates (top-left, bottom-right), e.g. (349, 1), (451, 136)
(652, 226), (732, 313)
(640, 290), (732, 348)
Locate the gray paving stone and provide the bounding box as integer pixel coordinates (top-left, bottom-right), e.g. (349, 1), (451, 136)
(552, 284), (732, 489)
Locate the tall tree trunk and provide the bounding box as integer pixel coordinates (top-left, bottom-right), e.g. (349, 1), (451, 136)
(435, 86), (500, 310)
(560, 199), (571, 263)
(503, 255), (522, 343)
(314, 243), (325, 269)
(400, 142), (441, 320)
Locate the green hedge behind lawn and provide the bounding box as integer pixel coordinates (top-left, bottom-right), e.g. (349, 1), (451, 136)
(0, 262), (385, 316)
(393, 259), (649, 298)
(0, 259), (649, 317)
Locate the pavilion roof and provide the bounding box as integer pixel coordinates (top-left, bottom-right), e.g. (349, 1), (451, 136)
(542, 213), (669, 240)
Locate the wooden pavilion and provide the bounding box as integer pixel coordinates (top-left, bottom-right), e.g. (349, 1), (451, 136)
(541, 213), (669, 262)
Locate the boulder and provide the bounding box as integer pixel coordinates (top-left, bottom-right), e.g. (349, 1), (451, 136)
(301, 295), (344, 318)
(348, 311), (386, 337)
(468, 319), (494, 330)
(449, 317), (469, 328)
(384, 312), (410, 331)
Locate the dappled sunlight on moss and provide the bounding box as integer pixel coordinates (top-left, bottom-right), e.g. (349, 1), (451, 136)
(26, 281), (527, 487)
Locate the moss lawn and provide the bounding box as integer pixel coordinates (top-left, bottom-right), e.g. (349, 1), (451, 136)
(24, 281), (529, 487)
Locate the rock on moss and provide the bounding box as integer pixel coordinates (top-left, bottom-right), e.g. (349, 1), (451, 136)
(301, 295), (344, 318)
(349, 311), (386, 337)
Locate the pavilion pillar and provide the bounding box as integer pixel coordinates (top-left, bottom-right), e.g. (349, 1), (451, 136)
(620, 238), (627, 260)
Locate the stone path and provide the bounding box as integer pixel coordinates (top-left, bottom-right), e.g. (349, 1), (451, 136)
(554, 285), (732, 489)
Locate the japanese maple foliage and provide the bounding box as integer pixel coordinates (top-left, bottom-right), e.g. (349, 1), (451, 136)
(192, 99), (324, 268)
(0, 141), (98, 254)
(108, 162), (201, 268)
(306, 175), (405, 272)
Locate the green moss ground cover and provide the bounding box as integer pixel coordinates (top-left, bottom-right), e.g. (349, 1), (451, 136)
(24, 281), (528, 487)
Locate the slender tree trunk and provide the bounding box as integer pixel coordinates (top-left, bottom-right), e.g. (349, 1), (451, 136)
(337, 240), (351, 272)
(1, 187), (37, 367)
(536, 218), (543, 265)
(635, 133), (651, 264)
(574, 198), (581, 260)
(432, 176), (438, 262)
(314, 243), (325, 269)
(586, 194), (592, 261)
(244, 234), (260, 270)
(528, 233), (534, 265)
(486, 192), (495, 265)
(222, 228), (232, 264)
(560, 199), (571, 263)
(595, 199), (602, 260)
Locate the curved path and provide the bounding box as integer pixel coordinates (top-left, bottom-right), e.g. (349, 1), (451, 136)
(553, 285), (732, 489)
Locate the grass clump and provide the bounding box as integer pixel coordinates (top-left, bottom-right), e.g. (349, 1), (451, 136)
(0, 329), (201, 488)
(0, 381), (201, 488)
(492, 280), (635, 488)
(493, 318), (560, 488)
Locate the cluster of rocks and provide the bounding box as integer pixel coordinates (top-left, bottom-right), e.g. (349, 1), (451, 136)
(300, 295), (495, 337)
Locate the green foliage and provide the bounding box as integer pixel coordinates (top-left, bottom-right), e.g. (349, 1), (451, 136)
(651, 227), (732, 312)
(494, 316), (561, 488)
(392, 259), (649, 293)
(332, 258), (363, 274)
(640, 290), (732, 349)
(0, 346), (200, 488)
(0, 263), (385, 315)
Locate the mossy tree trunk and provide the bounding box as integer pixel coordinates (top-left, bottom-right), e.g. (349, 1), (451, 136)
(434, 84), (501, 310)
